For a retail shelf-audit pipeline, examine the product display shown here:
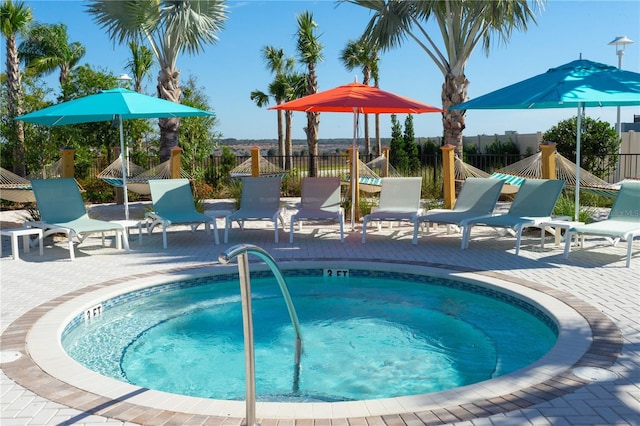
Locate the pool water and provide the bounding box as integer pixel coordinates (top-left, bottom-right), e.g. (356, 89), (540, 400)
(62, 273), (556, 402)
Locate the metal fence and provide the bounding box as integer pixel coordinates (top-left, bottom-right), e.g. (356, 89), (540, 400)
(92, 152), (639, 189)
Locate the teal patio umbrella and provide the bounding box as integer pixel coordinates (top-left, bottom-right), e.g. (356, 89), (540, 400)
(450, 58), (640, 220)
(16, 88), (214, 219)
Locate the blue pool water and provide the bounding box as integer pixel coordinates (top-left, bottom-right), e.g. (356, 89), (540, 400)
(62, 270), (556, 402)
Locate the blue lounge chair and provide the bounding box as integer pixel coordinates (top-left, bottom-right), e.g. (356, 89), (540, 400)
(361, 177), (423, 243)
(146, 178), (214, 249)
(460, 179), (566, 254)
(290, 177), (344, 243)
(30, 178), (129, 260)
(224, 177), (285, 243)
(563, 180), (640, 267)
(412, 178), (505, 245)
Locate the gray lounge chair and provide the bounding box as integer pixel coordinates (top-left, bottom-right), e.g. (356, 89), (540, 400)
(564, 180), (640, 267)
(361, 177), (423, 243)
(224, 177), (285, 243)
(30, 178), (129, 260)
(460, 179), (566, 254)
(290, 177), (344, 243)
(412, 177), (505, 245)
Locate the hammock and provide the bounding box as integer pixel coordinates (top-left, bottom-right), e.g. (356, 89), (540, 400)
(97, 157), (147, 187)
(496, 152), (620, 197)
(454, 156), (522, 194)
(344, 159), (383, 193)
(126, 160), (192, 195)
(229, 156), (287, 179)
(0, 167), (35, 203)
(366, 154), (402, 178)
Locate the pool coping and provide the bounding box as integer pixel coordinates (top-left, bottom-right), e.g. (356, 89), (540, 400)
(1, 259), (622, 425)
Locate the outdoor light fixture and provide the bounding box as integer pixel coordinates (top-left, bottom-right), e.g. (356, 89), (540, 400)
(608, 35), (634, 181)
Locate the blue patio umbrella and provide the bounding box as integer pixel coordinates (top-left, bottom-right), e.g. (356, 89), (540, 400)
(450, 59), (640, 220)
(16, 88), (214, 219)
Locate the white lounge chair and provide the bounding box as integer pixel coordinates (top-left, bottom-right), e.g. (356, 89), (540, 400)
(412, 177), (505, 245)
(564, 180), (640, 267)
(146, 178), (214, 249)
(224, 177), (285, 243)
(29, 178), (129, 260)
(460, 179), (566, 254)
(290, 177), (344, 243)
(361, 177), (423, 243)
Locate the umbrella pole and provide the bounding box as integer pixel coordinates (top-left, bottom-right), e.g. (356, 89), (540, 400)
(351, 108), (358, 231)
(574, 105), (582, 221)
(119, 115), (129, 221)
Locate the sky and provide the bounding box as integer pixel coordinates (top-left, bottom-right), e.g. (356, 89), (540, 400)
(17, 0), (640, 141)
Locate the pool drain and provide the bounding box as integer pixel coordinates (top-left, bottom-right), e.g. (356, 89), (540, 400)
(0, 351), (22, 363)
(572, 366), (618, 382)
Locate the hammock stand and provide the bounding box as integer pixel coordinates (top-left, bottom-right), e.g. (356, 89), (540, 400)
(229, 156), (287, 179)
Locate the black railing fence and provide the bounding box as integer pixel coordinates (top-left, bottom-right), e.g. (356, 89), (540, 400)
(91, 152), (639, 189)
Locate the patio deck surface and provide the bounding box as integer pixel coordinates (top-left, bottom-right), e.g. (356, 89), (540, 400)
(1, 199), (638, 426)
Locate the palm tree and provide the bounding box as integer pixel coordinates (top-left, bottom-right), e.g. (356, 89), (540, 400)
(340, 37), (380, 158)
(250, 46), (295, 168)
(126, 40), (154, 94)
(86, 0), (228, 162)
(273, 71), (306, 170)
(18, 23), (85, 87)
(295, 11), (323, 177)
(347, 0), (544, 156)
(1, 0), (32, 177)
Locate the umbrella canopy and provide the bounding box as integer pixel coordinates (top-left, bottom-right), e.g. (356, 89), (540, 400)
(270, 82), (443, 114)
(270, 82), (442, 229)
(16, 88), (214, 125)
(16, 88), (213, 219)
(450, 58), (640, 220)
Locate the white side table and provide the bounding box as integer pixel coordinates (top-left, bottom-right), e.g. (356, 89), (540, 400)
(540, 219), (584, 249)
(204, 210), (231, 245)
(110, 220), (143, 246)
(0, 227), (43, 260)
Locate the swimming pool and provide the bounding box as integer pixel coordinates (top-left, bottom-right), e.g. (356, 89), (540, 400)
(24, 260), (594, 420)
(61, 270), (557, 401)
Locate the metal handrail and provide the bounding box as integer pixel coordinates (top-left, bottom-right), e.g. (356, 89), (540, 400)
(219, 244), (303, 426)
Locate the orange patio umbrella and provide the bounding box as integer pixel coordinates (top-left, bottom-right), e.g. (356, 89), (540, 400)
(270, 81), (443, 229)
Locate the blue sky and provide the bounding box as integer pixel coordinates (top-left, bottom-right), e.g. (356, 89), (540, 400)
(21, 0), (640, 141)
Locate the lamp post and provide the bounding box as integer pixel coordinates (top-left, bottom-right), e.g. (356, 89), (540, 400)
(608, 36), (634, 182)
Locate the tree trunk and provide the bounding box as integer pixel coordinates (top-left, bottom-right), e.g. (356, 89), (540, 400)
(6, 35), (26, 177)
(277, 109), (285, 169)
(442, 72), (469, 157)
(305, 111), (320, 176)
(157, 67), (182, 163)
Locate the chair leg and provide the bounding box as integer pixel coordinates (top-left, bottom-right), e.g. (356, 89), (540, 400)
(68, 233), (75, 261)
(224, 218), (230, 244)
(361, 219), (368, 244)
(274, 221), (279, 243)
(515, 225), (523, 256)
(563, 231), (574, 259)
(289, 219), (295, 243)
(412, 220), (420, 245)
(461, 225), (473, 249)
(162, 223), (168, 249)
(339, 217), (344, 243)
(626, 238), (633, 268)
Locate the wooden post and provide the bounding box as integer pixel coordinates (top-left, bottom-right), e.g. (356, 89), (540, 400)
(251, 146), (260, 177)
(441, 144), (456, 209)
(540, 143), (557, 180)
(170, 146), (182, 179)
(348, 146), (360, 221)
(60, 148), (75, 178)
(381, 146), (390, 177)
